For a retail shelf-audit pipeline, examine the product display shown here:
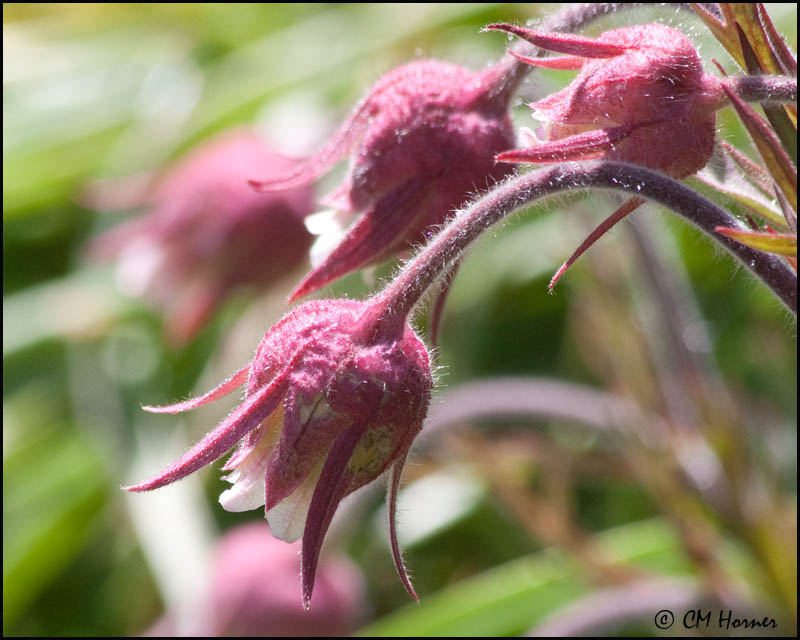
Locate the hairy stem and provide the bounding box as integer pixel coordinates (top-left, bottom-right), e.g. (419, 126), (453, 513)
(371, 162), (797, 327)
(725, 75), (798, 104)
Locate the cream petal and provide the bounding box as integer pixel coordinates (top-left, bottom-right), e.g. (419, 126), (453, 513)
(219, 468), (265, 512)
(265, 458), (325, 543)
(218, 408), (284, 513)
(304, 209), (345, 235)
(116, 239), (166, 297)
(518, 126), (541, 146)
(303, 209), (354, 268)
(530, 107), (553, 126)
(308, 228), (348, 268)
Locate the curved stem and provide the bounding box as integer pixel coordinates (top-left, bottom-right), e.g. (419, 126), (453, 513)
(527, 577), (711, 637)
(421, 376), (668, 442)
(724, 75), (798, 104)
(370, 162), (797, 325)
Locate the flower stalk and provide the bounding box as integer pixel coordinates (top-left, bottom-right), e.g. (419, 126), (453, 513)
(724, 75), (798, 104)
(372, 161), (797, 325)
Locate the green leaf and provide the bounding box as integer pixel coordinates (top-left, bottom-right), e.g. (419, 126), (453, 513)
(714, 227), (797, 256)
(722, 84), (798, 214)
(3, 426), (108, 628)
(691, 4), (745, 69)
(357, 519), (690, 637)
(689, 169), (788, 231)
(729, 3), (782, 75)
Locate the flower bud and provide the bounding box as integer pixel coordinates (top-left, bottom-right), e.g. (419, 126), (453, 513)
(489, 23), (725, 178)
(251, 60), (516, 301)
(485, 22), (726, 290)
(89, 130), (314, 345)
(127, 298), (432, 606)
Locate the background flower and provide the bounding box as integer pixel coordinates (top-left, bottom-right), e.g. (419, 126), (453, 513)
(143, 523), (365, 636)
(87, 130), (314, 346)
(251, 59), (517, 302)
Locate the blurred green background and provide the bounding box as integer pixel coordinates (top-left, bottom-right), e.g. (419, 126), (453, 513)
(3, 3), (797, 636)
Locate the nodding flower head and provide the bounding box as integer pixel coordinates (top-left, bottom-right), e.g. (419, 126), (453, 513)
(88, 131), (314, 345)
(250, 59), (517, 302)
(126, 298), (432, 607)
(487, 22), (725, 178)
(485, 22), (727, 291)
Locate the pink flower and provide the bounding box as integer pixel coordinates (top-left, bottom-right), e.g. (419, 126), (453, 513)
(209, 523), (365, 636)
(89, 130), (314, 345)
(250, 60), (517, 302)
(488, 22), (725, 178)
(485, 22), (725, 289)
(126, 298), (432, 606)
(143, 523), (365, 636)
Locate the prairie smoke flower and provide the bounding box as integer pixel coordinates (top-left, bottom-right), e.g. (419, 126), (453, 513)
(143, 523), (364, 636)
(489, 22), (724, 177)
(89, 131), (313, 345)
(127, 298), (432, 606)
(209, 523), (364, 636)
(486, 22), (726, 288)
(250, 59), (517, 302)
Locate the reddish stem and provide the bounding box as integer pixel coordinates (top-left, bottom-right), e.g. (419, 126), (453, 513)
(367, 162), (796, 329)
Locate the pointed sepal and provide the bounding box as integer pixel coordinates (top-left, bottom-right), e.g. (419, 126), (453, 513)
(300, 424), (367, 609)
(288, 179), (427, 302)
(497, 124), (637, 164)
(549, 197), (644, 291)
(142, 365), (249, 414)
(387, 456), (418, 602)
(126, 371), (289, 492)
(484, 23), (629, 58)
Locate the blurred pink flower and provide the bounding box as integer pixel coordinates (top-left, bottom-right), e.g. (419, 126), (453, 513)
(250, 60), (516, 302)
(210, 523), (365, 636)
(128, 298), (432, 605)
(143, 522), (365, 636)
(89, 130), (314, 345)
